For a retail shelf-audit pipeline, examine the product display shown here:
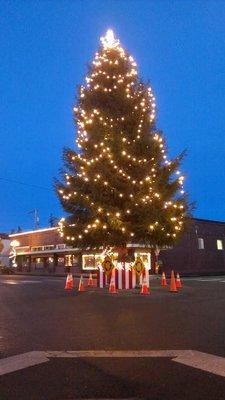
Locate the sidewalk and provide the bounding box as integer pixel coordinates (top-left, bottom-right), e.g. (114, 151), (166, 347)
(12, 271), (95, 278)
(7, 271), (160, 280)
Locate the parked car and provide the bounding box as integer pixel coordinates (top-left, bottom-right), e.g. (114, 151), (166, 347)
(0, 266), (15, 275)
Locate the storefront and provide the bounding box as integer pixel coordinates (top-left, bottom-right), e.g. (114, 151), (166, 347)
(8, 218), (225, 276)
(82, 249), (151, 271)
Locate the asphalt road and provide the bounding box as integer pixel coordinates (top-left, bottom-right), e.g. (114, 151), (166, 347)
(1, 274), (225, 399)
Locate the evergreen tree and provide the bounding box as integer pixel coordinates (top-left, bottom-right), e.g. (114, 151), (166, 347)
(48, 214), (59, 228)
(56, 30), (191, 248)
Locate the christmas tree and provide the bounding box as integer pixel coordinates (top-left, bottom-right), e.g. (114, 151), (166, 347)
(56, 30), (190, 249)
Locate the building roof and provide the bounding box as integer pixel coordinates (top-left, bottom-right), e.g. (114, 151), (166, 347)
(0, 233), (9, 239)
(8, 217), (225, 239)
(9, 227), (57, 237)
(193, 217), (225, 225)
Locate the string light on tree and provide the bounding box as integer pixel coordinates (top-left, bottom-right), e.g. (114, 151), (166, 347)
(56, 29), (191, 248)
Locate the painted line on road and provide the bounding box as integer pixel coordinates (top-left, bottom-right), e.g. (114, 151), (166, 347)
(1, 350), (225, 378)
(185, 278), (224, 282)
(0, 351), (49, 376)
(17, 280), (42, 283)
(1, 280), (42, 285)
(173, 350), (225, 377)
(45, 350), (184, 358)
(196, 279), (224, 282)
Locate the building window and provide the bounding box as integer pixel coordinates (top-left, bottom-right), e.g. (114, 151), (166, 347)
(65, 254), (78, 266)
(31, 245), (55, 252)
(56, 244), (66, 249)
(43, 245), (55, 250)
(16, 246), (30, 254)
(82, 255), (96, 270)
(217, 240), (223, 250)
(82, 253), (118, 270)
(198, 238), (204, 250)
(31, 246), (44, 252)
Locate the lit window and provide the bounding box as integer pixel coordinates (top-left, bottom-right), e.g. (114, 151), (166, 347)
(217, 240), (223, 250)
(82, 255), (96, 270)
(65, 255), (78, 266)
(82, 253), (118, 270)
(198, 238), (204, 250)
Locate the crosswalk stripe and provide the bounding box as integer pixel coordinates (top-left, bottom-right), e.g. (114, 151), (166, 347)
(1, 349), (225, 377)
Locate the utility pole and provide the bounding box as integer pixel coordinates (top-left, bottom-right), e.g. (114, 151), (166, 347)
(28, 209), (40, 230)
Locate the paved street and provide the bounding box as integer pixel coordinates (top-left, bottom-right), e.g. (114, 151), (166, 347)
(1, 274), (225, 399)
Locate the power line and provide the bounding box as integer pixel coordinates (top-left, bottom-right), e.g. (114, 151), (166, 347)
(0, 177), (53, 192)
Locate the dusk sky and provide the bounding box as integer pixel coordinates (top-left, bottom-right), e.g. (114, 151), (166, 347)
(1, 0), (225, 232)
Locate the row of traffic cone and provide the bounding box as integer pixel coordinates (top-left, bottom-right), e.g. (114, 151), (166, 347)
(161, 270), (182, 292)
(65, 273), (94, 291)
(140, 270), (182, 296)
(108, 272), (151, 295)
(65, 271), (182, 295)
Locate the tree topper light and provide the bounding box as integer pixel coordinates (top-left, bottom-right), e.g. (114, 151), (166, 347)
(100, 29), (119, 49)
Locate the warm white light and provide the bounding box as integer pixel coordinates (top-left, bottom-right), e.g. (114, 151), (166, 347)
(10, 240), (20, 247)
(101, 29), (119, 49)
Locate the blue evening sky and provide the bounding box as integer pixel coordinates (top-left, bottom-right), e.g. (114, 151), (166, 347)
(1, 0), (225, 232)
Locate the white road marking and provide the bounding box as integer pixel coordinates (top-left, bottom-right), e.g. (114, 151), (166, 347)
(185, 278), (224, 282)
(45, 350), (184, 358)
(44, 279), (65, 282)
(0, 351), (49, 376)
(174, 350), (225, 377)
(2, 280), (41, 285)
(17, 280), (41, 284)
(1, 350), (225, 378)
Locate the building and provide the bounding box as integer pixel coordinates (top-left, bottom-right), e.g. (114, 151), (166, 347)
(9, 227), (79, 274)
(0, 233), (10, 267)
(160, 218), (225, 276)
(9, 218), (225, 275)
(8, 227), (151, 274)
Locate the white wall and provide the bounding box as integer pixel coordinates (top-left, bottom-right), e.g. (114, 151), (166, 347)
(0, 238), (10, 266)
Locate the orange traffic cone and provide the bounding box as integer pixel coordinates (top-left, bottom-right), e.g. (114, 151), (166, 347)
(88, 272), (94, 287)
(161, 272), (167, 287)
(140, 276), (150, 295)
(65, 273), (74, 290)
(170, 270), (177, 293)
(78, 274), (85, 292)
(176, 273), (182, 288)
(109, 270), (117, 294)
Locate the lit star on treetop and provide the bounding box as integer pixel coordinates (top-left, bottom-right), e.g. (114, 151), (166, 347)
(100, 29), (120, 49)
